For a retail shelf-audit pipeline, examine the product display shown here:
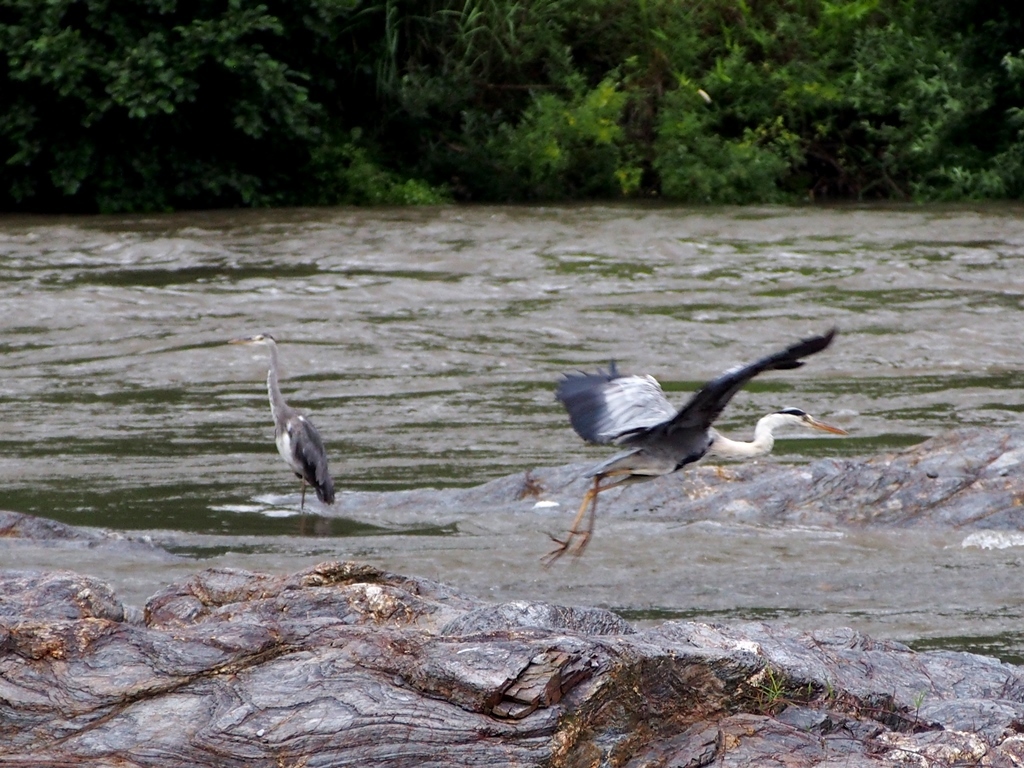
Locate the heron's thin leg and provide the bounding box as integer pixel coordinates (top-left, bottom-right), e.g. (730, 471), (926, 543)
(544, 469), (639, 564)
(544, 475), (605, 565)
(570, 480), (603, 557)
(567, 476), (602, 557)
(298, 478), (309, 535)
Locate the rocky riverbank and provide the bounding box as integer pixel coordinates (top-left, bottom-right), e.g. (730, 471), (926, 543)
(2, 560), (1024, 766)
(3, 427), (1024, 766)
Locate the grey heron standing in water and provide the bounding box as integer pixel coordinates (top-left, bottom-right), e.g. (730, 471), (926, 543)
(230, 333), (335, 508)
(550, 328), (844, 562)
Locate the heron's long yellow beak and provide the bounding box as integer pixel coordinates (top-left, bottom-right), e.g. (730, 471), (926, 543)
(807, 416), (848, 435)
(228, 336), (258, 345)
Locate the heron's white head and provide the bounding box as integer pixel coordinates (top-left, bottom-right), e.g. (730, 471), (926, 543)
(229, 333), (277, 346)
(708, 406), (847, 459)
(768, 407), (848, 435)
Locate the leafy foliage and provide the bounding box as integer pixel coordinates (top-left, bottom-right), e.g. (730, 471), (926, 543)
(1, 0), (1023, 211)
(485, 76), (638, 199)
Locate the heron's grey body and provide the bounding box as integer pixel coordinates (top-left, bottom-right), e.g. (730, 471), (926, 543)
(231, 334), (335, 507)
(551, 329), (842, 560)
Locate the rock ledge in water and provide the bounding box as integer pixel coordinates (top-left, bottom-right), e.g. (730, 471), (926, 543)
(330, 427), (1024, 533)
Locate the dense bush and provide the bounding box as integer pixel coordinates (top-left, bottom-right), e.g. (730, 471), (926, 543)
(0, 0), (1022, 211)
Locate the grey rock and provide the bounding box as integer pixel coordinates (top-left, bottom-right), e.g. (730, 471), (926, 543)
(0, 570), (126, 622)
(3, 560), (1024, 766)
(440, 600), (635, 636)
(562, 426), (1024, 530)
(322, 427), (1024, 533)
(0, 509), (178, 557)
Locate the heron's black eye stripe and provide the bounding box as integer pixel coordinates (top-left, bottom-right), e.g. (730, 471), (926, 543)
(776, 407), (807, 417)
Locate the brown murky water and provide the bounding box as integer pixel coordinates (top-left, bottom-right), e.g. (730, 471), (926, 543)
(1, 203), (1023, 658)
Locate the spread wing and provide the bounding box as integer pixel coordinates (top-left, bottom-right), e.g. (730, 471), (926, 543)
(290, 414), (336, 504)
(556, 362), (678, 445)
(662, 328), (837, 437)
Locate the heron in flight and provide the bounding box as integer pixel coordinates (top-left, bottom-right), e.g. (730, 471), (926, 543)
(550, 329), (844, 561)
(229, 334), (335, 509)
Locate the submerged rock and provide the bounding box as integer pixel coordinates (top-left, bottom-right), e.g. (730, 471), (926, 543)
(2, 560), (1024, 766)
(0, 508), (178, 557)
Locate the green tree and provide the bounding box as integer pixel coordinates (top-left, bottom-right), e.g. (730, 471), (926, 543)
(2, 0), (1024, 211)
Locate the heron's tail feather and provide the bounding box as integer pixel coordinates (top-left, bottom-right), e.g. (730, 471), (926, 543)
(315, 475), (336, 505)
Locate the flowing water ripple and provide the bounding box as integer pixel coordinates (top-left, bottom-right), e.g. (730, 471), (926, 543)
(1, 204), (1023, 656)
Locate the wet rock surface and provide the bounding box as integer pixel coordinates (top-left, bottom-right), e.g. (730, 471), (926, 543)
(2, 559), (1024, 766)
(329, 427), (1024, 533)
(0, 570), (127, 623)
(668, 426), (1024, 530)
(0, 508), (178, 558)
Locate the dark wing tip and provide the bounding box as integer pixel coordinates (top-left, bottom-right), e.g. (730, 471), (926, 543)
(793, 326), (837, 356)
(771, 327), (837, 369)
(555, 361), (620, 404)
(666, 327), (838, 435)
(556, 360), (648, 444)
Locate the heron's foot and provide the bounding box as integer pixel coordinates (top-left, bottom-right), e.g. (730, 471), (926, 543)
(542, 533), (571, 566)
(541, 529), (590, 566)
(569, 530), (591, 557)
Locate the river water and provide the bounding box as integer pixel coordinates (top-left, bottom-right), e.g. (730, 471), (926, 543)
(1, 204), (1023, 658)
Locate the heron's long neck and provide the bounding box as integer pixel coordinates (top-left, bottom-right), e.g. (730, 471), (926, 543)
(708, 415), (780, 459)
(265, 341), (289, 422)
